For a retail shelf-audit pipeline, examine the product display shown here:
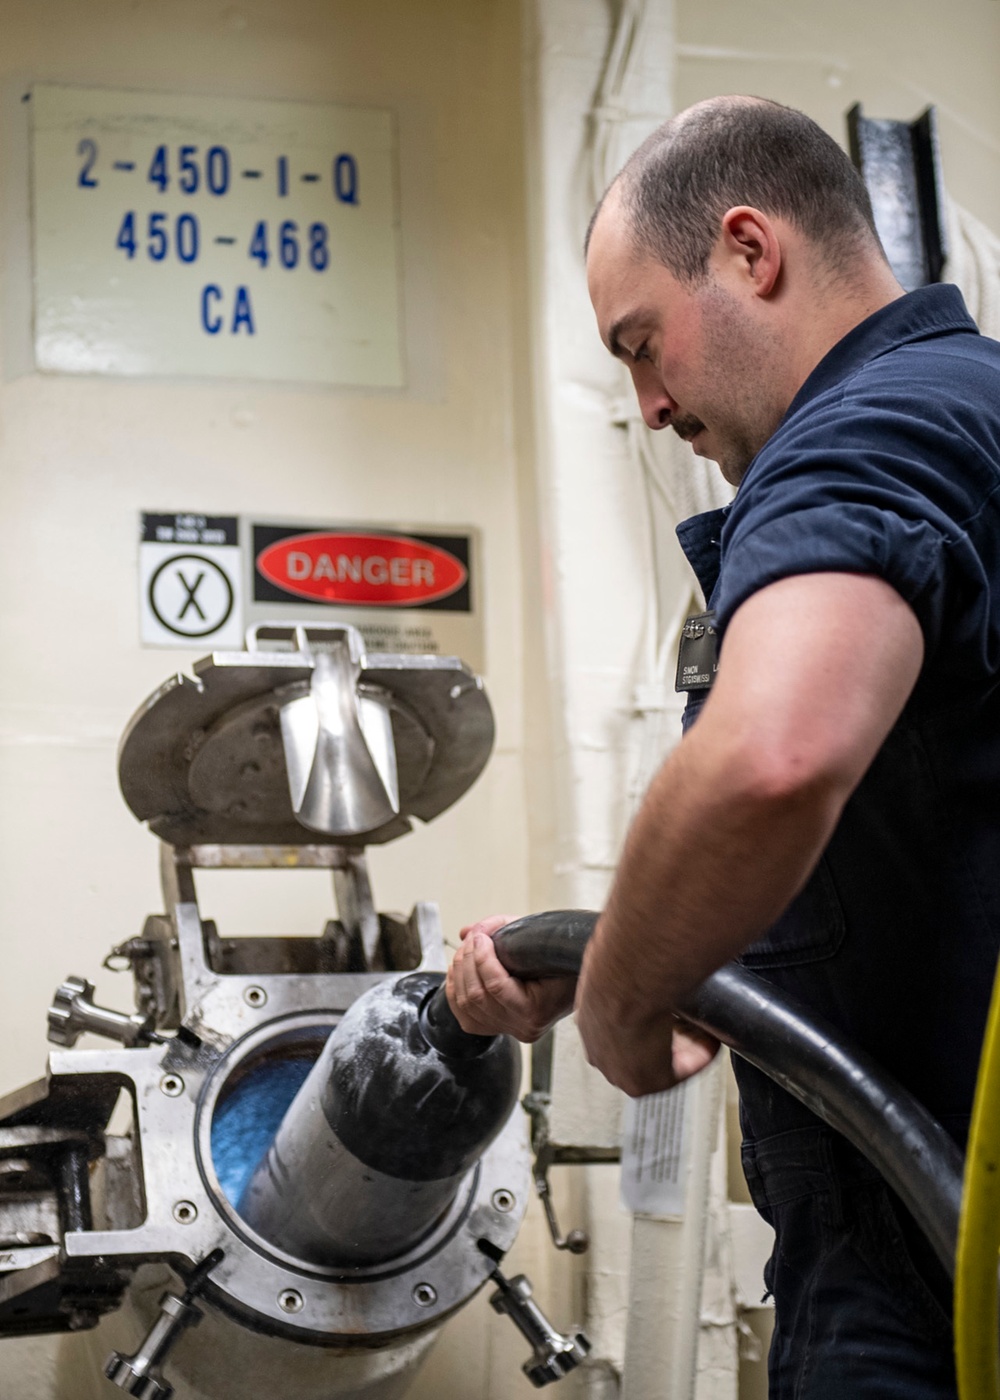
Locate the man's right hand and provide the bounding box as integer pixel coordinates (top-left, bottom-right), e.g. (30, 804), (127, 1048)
(446, 915), (577, 1042)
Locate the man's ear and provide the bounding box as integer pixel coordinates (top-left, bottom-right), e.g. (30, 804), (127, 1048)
(717, 206), (781, 297)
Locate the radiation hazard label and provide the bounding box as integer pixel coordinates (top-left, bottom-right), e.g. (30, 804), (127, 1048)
(139, 512), (243, 648)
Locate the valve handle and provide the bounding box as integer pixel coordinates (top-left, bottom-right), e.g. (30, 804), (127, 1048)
(48, 975), (159, 1048)
(104, 1292), (201, 1399)
(104, 1251), (224, 1399)
(489, 1265), (590, 1386)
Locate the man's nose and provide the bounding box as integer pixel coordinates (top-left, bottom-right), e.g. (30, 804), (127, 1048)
(632, 368), (677, 430)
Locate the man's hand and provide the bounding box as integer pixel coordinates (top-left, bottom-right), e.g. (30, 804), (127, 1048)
(446, 915), (577, 1041)
(574, 936), (720, 1096)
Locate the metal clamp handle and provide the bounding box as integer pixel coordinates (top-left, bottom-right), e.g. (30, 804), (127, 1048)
(489, 1265), (590, 1386)
(104, 1292), (201, 1400)
(104, 1250), (224, 1399)
(47, 975), (159, 1048)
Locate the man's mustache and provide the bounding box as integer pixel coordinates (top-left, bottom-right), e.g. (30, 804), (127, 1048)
(671, 414), (705, 443)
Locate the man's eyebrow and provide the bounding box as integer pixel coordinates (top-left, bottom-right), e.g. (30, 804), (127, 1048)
(607, 312), (644, 359)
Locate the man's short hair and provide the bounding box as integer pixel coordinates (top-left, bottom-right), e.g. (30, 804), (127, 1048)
(597, 96), (882, 283)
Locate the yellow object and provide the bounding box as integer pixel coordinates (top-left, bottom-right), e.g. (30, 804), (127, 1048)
(955, 953), (1000, 1399)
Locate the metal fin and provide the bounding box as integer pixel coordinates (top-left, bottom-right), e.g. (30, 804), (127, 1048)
(280, 643), (399, 836)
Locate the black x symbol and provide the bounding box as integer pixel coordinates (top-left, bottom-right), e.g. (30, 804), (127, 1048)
(176, 569), (207, 621)
(149, 553), (235, 638)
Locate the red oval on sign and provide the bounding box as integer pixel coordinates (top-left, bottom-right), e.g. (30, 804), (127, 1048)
(256, 532), (468, 608)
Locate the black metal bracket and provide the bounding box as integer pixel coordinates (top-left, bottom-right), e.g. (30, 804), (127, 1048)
(0, 1082), (131, 1335)
(846, 103), (948, 290)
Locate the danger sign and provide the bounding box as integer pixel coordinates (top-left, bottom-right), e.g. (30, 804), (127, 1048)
(253, 525), (472, 613)
(256, 531), (468, 608)
(248, 519), (483, 672)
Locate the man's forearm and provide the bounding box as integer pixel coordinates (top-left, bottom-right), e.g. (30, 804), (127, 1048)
(579, 718), (844, 1031)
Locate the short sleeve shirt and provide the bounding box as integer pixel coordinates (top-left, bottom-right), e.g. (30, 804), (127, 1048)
(676, 285), (1000, 1139)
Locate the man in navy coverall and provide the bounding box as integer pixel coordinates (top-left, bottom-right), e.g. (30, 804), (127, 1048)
(447, 96), (1000, 1397)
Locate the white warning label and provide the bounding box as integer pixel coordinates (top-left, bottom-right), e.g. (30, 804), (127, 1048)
(620, 1081), (692, 1218)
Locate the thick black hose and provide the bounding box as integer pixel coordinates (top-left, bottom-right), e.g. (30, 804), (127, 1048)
(434, 909), (964, 1277)
(682, 962), (964, 1279)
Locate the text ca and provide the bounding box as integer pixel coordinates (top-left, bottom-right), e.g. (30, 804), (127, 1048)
(201, 284), (255, 336)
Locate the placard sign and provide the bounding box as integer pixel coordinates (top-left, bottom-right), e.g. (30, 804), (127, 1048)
(139, 512), (244, 648)
(31, 85), (403, 386)
(247, 520), (484, 672)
